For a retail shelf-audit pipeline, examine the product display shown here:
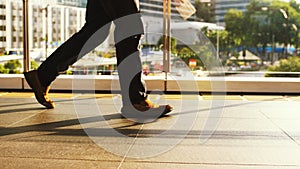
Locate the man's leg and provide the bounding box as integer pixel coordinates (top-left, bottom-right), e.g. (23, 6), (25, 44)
(109, 0), (173, 122)
(109, 0), (146, 106)
(116, 34), (146, 106)
(25, 1), (112, 108)
(38, 1), (112, 87)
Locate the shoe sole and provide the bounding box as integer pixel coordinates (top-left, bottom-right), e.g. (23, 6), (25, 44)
(121, 105), (173, 123)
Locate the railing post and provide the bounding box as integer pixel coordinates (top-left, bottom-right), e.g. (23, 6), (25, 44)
(23, 0), (30, 73)
(163, 0), (171, 91)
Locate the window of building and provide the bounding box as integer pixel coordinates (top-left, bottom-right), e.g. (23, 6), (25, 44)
(0, 15), (6, 20)
(0, 36), (6, 42)
(0, 26), (5, 31)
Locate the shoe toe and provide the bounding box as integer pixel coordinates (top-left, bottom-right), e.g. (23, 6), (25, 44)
(165, 104), (173, 113)
(41, 100), (55, 109)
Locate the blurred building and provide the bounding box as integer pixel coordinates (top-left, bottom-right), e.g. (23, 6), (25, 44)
(0, 0), (86, 54)
(57, 0), (87, 8)
(212, 0), (250, 25)
(0, 0), (223, 56)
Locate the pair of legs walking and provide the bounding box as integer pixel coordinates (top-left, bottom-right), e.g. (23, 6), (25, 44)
(38, 0), (146, 105)
(25, 0), (172, 122)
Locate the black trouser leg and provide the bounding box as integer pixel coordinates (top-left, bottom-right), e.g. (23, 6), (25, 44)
(38, 1), (111, 87)
(116, 35), (147, 105)
(112, 9), (146, 105)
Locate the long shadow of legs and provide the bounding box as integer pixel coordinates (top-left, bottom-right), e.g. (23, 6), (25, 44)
(0, 113), (141, 137)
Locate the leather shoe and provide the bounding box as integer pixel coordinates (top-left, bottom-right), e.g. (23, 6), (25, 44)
(121, 99), (173, 123)
(24, 70), (55, 109)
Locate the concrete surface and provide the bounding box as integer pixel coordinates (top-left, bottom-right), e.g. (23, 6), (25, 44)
(1, 92), (300, 169)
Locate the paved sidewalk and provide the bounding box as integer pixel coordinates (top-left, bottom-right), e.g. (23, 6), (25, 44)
(1, 92), (300, 169)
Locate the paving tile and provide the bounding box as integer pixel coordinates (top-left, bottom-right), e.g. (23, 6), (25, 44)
(258, 101), (300, 119)
(1, 140), (121, 160)
(1, 156), (122, 169)
(170, 100), (266, 119)
(0, 99), (47, 127)
(186, 117), (295, 147)
(124, 143), (300, 166)
(217, 101), (265, 119)
(271, 119), (300, 145)
(0, 112), (44, 127)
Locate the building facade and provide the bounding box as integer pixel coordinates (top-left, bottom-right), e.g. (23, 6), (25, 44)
(0, 0), (86, 54)
(0, 0), (221, 55)
(57, 0), (87, 8)
(213, 0), (250, 25)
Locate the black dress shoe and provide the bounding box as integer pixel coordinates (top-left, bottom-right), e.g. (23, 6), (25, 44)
(24, 70), (55, 109)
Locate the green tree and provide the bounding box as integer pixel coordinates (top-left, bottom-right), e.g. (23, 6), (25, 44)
(157, 36), (177, 54)
(0, 64), (9, 74)
(224, 9), (246, 56)
(30, 60), (39, 70)
(225, 0), (300, 58)
(178, 47), (195, 58)
(204, 29), (230, 57)
(290, 0), (300, 13)
(4, 60), (22, 74)
(269, 1), (299, 51)
(225, 9), (244, 40)
(241, 0), (267, 55)
(176, 47), (201, 68)
(266, 56), (300, 77)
